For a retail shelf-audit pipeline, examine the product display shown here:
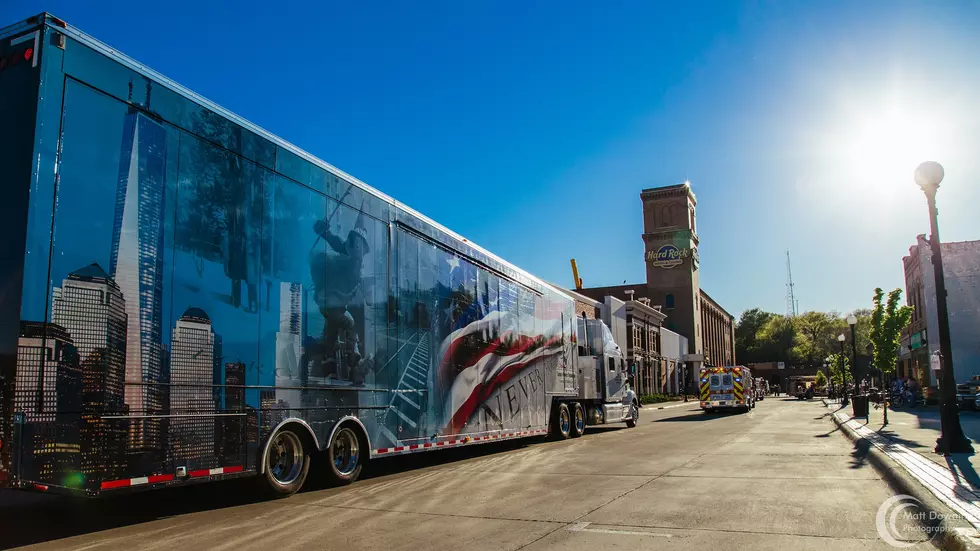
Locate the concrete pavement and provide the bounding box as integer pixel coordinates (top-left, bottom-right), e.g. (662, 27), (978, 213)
(1, 398), (931, 550)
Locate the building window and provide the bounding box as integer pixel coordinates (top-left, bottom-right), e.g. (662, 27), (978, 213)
(665, 294), (675, 309)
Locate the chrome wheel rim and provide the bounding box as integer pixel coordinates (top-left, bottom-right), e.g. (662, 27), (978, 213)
(631, 404), (639, 421)
(332, 427), (360, 476)
(560, 408), (570, 434)
(574, 406), (584, 432)
(268, 430), (304, 486)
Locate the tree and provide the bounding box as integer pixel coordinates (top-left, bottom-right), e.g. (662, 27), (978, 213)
(756, 315), (797, 363)
(814, 370), (827, 388)
(870, 288), (913, 378)
(827, 353), (850, 385)
(735, 308), (776, 363)
(792, 311), (839, 367)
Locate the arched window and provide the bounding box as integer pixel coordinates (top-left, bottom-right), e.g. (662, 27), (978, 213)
(665, 293), (675, 309)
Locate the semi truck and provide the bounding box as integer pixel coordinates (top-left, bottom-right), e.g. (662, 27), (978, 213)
(699, 366), (756, 413)
(0, 13), (638, 499)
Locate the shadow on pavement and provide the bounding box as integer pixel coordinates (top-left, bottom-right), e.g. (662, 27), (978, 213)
(0, 437), (539, 550)
(850, 437), (872, 469)
(875, 427), (929, 451)
(656, 411), (741, 422)
(814, 425), (841, 438)
(945, 455), (980, 491)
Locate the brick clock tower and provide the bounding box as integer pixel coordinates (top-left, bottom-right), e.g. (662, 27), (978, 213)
(640, 183), (702, 357)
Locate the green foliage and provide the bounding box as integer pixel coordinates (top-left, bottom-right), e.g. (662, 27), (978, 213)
(756, 315), (797, 362)
(814, 371), (827, 387)
(827, 353), (850, 385)
(735, 306), (873, 369)
(870, 288), (913, 375)
(639, 393), (672, 405)
(791, 311), (841, 368)
(735, 308), (776, 363)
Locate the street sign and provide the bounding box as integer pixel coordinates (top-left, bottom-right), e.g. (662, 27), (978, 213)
(931, 352), (942, 371)
(777, 362), (785, 370)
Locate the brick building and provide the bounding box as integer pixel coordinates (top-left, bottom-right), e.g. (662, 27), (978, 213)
(565, 289), (686, 395)
(578, 183), (736, 385)
(900, 235), (980, 386)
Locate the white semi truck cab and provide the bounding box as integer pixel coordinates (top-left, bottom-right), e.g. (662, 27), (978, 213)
(545, 317), (639, 440)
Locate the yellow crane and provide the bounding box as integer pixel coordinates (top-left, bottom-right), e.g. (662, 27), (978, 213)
(570, 259), (583, 290)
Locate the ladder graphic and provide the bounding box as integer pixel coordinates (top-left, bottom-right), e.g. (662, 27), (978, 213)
(378, 332), (430, 447)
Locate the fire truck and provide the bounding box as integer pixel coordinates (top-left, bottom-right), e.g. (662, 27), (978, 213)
(699, 366), (756, 413)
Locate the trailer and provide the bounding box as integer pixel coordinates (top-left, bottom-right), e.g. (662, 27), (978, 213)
(0, 13), (638, 499)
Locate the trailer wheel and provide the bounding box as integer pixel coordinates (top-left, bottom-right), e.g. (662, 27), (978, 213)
(625, 401), (639, 428)
(569, 402), (585, 438)
(323, 424), (364, 485)
(259, 426), (311, 498)
(552, 403), (571, 440)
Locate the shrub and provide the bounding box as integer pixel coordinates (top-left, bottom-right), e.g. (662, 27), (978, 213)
(639, 393), (672, 404)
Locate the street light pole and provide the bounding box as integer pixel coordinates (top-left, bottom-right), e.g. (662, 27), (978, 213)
(915, 161), (973, 455)
(838, 334), (848, 406)
(848, 315), (859, 392)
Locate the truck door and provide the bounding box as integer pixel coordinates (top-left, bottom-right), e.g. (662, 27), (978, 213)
(709, 372), (734, 402)
(604, 356), (627, 401)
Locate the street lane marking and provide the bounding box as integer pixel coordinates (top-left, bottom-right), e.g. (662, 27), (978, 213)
(567, 522), (673, 538)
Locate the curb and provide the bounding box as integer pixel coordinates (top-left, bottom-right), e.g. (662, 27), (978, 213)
(825, 401), (978, 551)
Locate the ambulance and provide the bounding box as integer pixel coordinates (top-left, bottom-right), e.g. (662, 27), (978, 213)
(699, 366), (756, 413)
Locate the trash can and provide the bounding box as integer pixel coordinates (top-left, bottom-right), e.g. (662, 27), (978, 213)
(851, 394), (870, 418)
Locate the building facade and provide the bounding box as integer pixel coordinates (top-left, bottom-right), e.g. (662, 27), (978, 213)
(700, 291), (735, 367)
(577, 183), (735, 374)
(626, 299), (666, 395)
(900, 235), (980, 387)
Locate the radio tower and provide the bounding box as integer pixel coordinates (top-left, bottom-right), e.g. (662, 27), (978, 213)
(785, 250), (798, 317)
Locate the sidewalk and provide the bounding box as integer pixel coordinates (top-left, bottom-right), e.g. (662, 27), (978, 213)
(826, 399), (980, 549)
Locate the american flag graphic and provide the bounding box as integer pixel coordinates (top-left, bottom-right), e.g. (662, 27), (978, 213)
(433, 254), (568, 434)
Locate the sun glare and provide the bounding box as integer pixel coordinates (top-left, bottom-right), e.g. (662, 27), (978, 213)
(844, 105), (943, 192)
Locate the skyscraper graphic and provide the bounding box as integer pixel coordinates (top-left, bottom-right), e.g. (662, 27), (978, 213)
(221, 361), (245, 465)
(51, 264), (129, 483)
(259, 390), (286, 443)
(169, 308), (216, 469)
(275, 282), (303, 408)
(14, 322), (82, 485)
(109, 93), (168, 458)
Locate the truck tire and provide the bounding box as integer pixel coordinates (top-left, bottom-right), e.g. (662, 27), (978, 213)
(625, 401), (639, 428)
(323, 424), (364, 486)
(552, 403), (571, 440)
(259, 427), (311, 498)
(570, 402), (586, 438)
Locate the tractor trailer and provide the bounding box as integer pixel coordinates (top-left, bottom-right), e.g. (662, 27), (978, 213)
(0, 13), (638, 499)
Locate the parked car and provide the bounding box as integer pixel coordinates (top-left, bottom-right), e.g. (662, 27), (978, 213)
(956, 376), (980, 410)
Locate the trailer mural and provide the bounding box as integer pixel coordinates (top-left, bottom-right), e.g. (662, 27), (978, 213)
(3, 31), (576, 492)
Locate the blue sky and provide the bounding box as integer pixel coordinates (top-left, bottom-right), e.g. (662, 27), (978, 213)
(5, 1), (979, 318)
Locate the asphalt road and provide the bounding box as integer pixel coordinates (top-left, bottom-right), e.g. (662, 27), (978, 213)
(1, 398), (933, 550)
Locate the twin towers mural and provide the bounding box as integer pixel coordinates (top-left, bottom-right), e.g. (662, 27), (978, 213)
(11, 80), (569, 491)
